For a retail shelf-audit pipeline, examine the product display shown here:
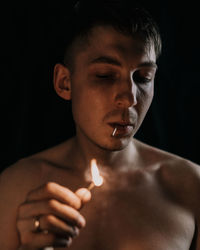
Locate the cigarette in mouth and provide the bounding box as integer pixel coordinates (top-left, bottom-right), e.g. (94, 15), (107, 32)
(111, 127), (117, 137)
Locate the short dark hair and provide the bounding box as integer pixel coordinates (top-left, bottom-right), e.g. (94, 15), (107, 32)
(62, 0), (162, 69)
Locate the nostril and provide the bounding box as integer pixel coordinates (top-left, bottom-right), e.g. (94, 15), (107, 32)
(116, 100), (124, 107)
(115, 92), (137, 108)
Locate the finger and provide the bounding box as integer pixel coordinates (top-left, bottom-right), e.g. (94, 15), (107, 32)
(40, 215), (80, 237)
(19, 230), (72, 249)
(17, 216), (79, 238)
(75, 188), (91, 204)
(26, 182), (82, 210)
(53, 236), (72, 248)
(18, 199), (86, 228)
(17, 217), (39, 233)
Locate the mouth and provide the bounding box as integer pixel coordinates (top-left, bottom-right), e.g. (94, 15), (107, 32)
(108, 122), (134, 137)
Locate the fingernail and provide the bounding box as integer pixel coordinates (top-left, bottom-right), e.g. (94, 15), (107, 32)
(73, 226), (79, 237)
(78, 215), (86, 228)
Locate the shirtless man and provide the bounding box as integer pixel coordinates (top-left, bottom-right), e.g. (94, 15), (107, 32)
(0, 0), (200, 249)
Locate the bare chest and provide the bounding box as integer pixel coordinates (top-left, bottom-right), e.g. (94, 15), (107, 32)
(67, 180), (195, 250)
(45, 164), (196, 250)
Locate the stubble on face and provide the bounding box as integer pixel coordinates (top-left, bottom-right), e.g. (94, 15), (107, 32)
(69, 26), (156, 154)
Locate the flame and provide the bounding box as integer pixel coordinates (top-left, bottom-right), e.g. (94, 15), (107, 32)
(90, 159), (103, 186)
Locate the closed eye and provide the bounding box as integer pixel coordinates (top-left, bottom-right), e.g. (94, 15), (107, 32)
(132, 71), (153, 84)
(96, 74), (114, 79)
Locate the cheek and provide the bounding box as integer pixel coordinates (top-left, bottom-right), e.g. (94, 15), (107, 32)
(71, 83), (109, 124)
(137, 85), (154, 113)
(138, 81), (154, 99)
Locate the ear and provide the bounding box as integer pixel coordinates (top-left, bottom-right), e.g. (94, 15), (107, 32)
(53, 63), (72, 100)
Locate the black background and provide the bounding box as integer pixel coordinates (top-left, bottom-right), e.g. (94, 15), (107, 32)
(1, 1), (200, 171)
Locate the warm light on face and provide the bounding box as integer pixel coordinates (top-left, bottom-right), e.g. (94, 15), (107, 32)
(90, 159), (103, 186)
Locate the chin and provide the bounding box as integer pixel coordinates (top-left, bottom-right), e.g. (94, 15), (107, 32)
(98, 138), (131, 152)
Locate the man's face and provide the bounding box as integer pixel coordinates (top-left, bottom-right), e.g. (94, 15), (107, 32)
(70, 26), (157, 151)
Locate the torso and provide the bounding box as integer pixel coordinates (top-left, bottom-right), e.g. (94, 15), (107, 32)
(47, 162), (195, 250)
(0, 138), (198, 250)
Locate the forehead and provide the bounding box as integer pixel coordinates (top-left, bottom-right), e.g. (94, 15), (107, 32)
(74, 25), (156, 68)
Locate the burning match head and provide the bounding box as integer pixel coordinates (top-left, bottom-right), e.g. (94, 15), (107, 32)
(90, 159), (104, 187)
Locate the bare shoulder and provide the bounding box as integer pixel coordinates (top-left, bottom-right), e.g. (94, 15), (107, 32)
(133, 138), (190, 165)
(134, 139), (200, 218)
(0, 137), (75, 199)
(158, 155), (200, 218)
(0, 157), (46, 203)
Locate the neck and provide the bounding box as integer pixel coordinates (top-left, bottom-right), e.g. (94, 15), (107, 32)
(70, 133), (138, 173)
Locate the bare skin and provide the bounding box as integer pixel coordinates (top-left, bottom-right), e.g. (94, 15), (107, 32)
(1, 26), (200, 249)
(0, 138), (200, 249)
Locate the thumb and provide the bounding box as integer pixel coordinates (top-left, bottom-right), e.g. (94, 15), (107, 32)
(75, 188), (92, 205)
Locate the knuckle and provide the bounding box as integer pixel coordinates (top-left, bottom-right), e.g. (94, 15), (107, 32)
(39, 233), (57, 246)
(18, 203), (27, 218)
(46, 233), (57, 242)
(44, 214), (55, 227)
(18, 203), (24, 211)
(47, 199), (58, 211)
(20, 232), (31, 244)
(44, 182), (57, 194)
(73, 197), (82, 210)
(63, 188), (81, 209)
(16, 219), (23, 231)
(17, 205), (23, 217)
(68, 197), (81, 210)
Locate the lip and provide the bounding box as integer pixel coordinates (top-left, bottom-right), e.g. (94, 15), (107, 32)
(108, 122), (134, 136)
(108, 121), (134, 127)
(109, 121), (134, 126)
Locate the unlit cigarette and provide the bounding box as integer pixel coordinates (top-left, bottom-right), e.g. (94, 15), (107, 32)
(111, 127), (117, 137)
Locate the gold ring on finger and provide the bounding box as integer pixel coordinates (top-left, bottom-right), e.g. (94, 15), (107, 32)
(34, 217), (41, 232)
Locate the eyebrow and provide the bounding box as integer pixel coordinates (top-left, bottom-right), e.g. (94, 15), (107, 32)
(138, 61), (158, 69)
(89, 56), (157, 69)
(90, 56), (122, 66)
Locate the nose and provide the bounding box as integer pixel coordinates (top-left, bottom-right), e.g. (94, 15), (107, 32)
(115, 77), (137, 108)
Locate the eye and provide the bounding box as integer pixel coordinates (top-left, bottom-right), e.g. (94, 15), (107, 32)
(132, 71), (153, 84)
(96, 74), (115, 79)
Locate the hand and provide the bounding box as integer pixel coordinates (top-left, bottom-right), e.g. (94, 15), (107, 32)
(17, 182), (91, 249)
